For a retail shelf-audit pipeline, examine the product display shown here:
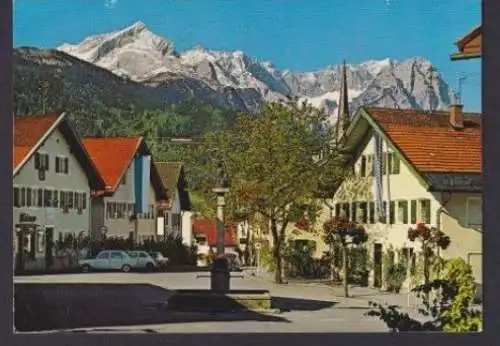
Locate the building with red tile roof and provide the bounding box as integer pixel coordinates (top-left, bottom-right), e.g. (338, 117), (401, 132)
(331, 105), (482, 286)
(13, 112), (105, 272)
(192, 219), (238, 248)
(82, 136), (166, 241)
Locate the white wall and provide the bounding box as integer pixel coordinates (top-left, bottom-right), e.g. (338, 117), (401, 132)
(13, 128), (91, 237)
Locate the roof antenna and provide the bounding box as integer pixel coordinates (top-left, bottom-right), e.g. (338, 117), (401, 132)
(455, 73), (468, 104)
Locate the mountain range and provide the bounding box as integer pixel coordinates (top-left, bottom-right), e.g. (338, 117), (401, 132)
(55, 21), (455, 119)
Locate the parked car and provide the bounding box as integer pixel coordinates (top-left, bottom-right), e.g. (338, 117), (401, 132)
(126, 251), (158, 272)
(79, 250), (137, 273)
(211, 253), (242, 272)
(149, 252), (169, 271)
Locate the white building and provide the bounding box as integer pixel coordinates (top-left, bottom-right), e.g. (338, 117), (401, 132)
(82, 136), (167, 242)
(332, 105), (482, 286)
(13, 112), (105, 270)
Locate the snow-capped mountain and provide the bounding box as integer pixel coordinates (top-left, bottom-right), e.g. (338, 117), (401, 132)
(58, 21), (455, 117)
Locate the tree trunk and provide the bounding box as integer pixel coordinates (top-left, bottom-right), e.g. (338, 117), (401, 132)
(270, 217), (283, 284)
(330, 244), (336, 281)
(343, 246), (349, 297)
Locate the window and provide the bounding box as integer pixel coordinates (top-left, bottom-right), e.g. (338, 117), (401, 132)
(55, 156), (69, 174)
(82, 193), (87, 210)
(37, 188), (43, 207)
(351, 203), (357, 222)
(360, 156), (367, 177)
(13, 187), (20, 208)
(389, 201), (395, 224)
(111, 251), (123, 259)
(358, 202), (368, 223)
(20, 187), (26, 207)
(139, 252), (148, 258)
(31, 188), (38, 207)
(106, 203), (112, 219)
(410, 200), (417, 224)
(44, 189), (52, 207)
(419, 199), (431, 224)
(128, 252), (138, 258)
(466, 197), (482, 229)
(35, 153), (50, 170)
(68, 192), (74, 209)
(369, 202), (375, 224)
(26, 188), (32, 207)
(397, 200), (408, 224)
(334, 204), (341, 218)
(97, 252), (109, 259)
(390, 153), (401, 174)
(342, 203), (350, 220)
(366, 155), (374, 176)
(53, 190), (58, 206)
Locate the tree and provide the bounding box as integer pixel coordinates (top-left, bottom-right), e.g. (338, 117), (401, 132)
(203, 100), (345, 283)
(407, 222), (451, 285)
(323, 217), (368, 297)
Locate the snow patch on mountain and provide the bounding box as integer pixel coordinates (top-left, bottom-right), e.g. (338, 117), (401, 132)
(57, 21), (455, 118)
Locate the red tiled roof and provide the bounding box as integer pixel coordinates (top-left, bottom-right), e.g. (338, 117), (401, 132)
(13, 113), (61, 169)
(82, 137), (142, 191)
(192, 219), (237, 247)
(365, 107), (482, 173)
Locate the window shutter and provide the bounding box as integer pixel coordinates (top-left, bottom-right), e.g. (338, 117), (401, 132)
(26, 188), (32, 207)
(398, 200), (408, 224)
(351, 203), (357, 222)
(392, 155), (401, 174)
(37, 188), (43, 207)
(13, 187), (20, 208)
(34, 153), (40, 169)
(20, 187), (26, 207)
(55, 157), (60, 173)
(360, 156), (366, 177)
(369, 202), (375, 224)
(44, 154), (49, 170)
(83, 193), (87, 210)
(387, 153), (393, 175)
(389, 201), (395, 224)
(64, 158), (69, 174)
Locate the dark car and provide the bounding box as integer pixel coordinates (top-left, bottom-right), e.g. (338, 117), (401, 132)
(222, 253), (242, 272)
(150, 252), (169, 271)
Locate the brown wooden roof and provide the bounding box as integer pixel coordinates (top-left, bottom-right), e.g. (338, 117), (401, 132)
(451, 24), (481, 60)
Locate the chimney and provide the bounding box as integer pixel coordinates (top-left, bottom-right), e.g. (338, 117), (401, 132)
(449, 104), (464, 129)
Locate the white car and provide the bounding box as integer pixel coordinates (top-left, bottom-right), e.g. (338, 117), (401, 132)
(78, 250), (156, 273)
(126, 251), (158, 272)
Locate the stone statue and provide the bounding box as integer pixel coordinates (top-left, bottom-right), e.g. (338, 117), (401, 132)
(216, 160), (229, 188)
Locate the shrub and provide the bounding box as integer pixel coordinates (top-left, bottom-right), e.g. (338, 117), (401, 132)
(386, 263), (407, 293)
(366, 257), (482, 333)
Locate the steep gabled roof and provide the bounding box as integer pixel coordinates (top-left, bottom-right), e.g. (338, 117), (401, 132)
(344, 107), (482, 190)
(154, 161), (191, 210)
(82, 136), (166, 200)
(13, 112), (105, 190)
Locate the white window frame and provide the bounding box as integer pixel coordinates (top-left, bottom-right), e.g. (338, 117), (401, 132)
(465, 196), (482, 230)
(55, 155), (69, 174)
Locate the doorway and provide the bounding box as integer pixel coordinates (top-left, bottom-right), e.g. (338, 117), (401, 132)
(373, 243), (383, 288)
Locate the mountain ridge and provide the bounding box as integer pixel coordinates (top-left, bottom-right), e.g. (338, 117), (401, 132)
(57, 21), (455, 118)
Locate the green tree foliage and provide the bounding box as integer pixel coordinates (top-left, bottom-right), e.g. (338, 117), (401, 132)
(323, 217), (368, 297)
(199, 100), (345, 283)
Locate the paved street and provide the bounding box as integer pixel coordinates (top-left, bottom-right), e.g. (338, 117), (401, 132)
(13, 271), (415, 333)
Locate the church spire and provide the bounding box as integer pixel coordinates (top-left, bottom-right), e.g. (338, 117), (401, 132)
(336, 60), (350, 142)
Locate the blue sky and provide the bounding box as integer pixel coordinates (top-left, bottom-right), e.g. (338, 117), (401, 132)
(14, 0), (481, 111)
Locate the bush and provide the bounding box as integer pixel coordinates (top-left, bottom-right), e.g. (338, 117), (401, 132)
(366, 257), (482, 332)
(386, 263), (407, 293)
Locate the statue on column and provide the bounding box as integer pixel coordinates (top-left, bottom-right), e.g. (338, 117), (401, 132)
(216, 160), (229, 188)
